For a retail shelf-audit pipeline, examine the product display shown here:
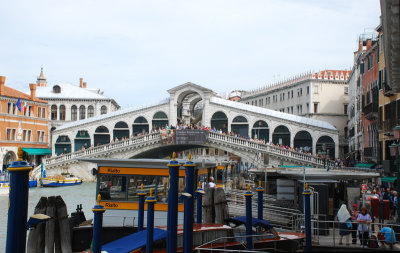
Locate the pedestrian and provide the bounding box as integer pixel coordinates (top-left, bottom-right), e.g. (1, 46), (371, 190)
(351, 204), (360, 244)
(337, 204), (351, 245)
(357, 207), (372, 247)
(378, 226), (398, 249)
(208, 177), (216, 188)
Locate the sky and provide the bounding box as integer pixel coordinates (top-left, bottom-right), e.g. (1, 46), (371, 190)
(0, 0), (381, 108)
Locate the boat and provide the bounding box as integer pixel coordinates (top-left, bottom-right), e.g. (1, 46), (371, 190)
(40, 174), (83, 187)
(0, 181), (10, 196)
(100, 217), (305, 252)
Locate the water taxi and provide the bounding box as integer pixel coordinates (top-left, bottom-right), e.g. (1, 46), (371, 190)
(40, 174), (83, 187)
(0, 181), (10, 196)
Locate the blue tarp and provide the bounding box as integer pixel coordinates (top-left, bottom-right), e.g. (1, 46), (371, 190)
(102, 228), (167, 253)
(227, 216), (273, 230)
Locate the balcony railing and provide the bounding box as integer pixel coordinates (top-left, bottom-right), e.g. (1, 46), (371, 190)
(381, 119), (400, 133)
(362, 102), (378, 120)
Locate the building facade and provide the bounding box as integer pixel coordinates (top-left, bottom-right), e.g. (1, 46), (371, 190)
(238, 70), (350, 158)
(32, 68), (120, 145)
(0, 76), (49, 170)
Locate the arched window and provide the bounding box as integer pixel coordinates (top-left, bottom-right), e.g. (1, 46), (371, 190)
(71, 105), (77, 121)
(59, 105), (66, 121)
(53, 85), (61, 93)
(87, 105), (94, 118)
(79, 105), (86, 120)
(101, 105), (107, 115)
(51, 105), (57, 120)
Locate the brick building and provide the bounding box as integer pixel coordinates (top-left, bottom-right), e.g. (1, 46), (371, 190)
(0, 76), (50, 171)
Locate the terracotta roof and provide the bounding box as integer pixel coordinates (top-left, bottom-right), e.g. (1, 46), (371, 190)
(2, 86), (47, 103)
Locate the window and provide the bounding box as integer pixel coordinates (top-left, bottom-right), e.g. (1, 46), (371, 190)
(379, 34), (384, 52)
(13, 104), (17, 114)
(51, 105), (57, 120)
(23, 130), (31, 142)
(6, 128), (16, 140)
(214, 148), (219, 156)
(314, 84), (318, 94)
(79, 105), (86, 120)
(307, 86), (309, 94)
(306, 103), (309, 112)
(37, 131), (40, 142)
(37, 107), (41, 118)
(53, 85), (61, 93)
(288, 91), (290, 99)
(71, 105), (77, 121)
(344, 87), (349, 94)
(59, 105), (66, 121)
(282, 93), (285, 100)
(88, 105), (94, 118)
(28, 106), (32, 117)
(367, 55), (373, 70)
(344, 104), (348, 115)
(42, 108), (46, 118)
(314, 103), (318, 113)
(23, 130), (27, 141)
(255, 100), (257, 106)
(101, 105), (107, 115)
(7, 103), (11, 114)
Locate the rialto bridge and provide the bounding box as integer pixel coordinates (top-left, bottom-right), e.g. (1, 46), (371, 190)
(41, 83), (340, 180)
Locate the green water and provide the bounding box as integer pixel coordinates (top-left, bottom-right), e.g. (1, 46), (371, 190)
(0, 182), (96, 252)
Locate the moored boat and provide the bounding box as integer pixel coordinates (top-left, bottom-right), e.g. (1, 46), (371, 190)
(40, 174), (82, 187)
(0, 181), (10, 196)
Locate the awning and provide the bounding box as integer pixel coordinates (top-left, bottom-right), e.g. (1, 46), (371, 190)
(355, 163), (375, 168)
(381, 176), (397, 183)
(22, 148), (52, 156)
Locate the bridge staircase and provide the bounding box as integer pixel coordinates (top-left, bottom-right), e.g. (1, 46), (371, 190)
(41, 131), (333, 175)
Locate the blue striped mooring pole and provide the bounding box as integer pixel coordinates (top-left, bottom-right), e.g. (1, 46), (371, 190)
(303, 183), (312, 252)
(256, 181), (264, 221)
(92, 194), (106, 253)
(244, 184), (254, 250)
(137, 184), (146, 231)
(196, 181), (205, 224)
(6, 147), (31, 253)
(167, 152), (180, 253)
(146, 188), (156, 253)
(183, 154), (196, 253)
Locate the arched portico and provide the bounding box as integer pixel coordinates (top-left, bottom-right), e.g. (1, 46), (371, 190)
(251, 120), (269, 142)
(294, 130), (312, 153)
(75, 130), (91, 151)
(272, 125), (291, 146)
(316, 135), (335, 160)
(94, 126), (110, 146)
(231, 115), (249, 137)
(152, 111), (168, 130)
(55, 135), (71, 155)
(132, 116), (149, 136)
(113, 121), (129, 140)
(210, 111), (228, 133)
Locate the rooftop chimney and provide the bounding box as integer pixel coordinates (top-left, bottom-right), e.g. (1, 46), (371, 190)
(79, 78), (83, 88)
(29, 83), (37, 99)
(83, 82), (87, 88)
(366, 39), (373, 50)
(0, 76), (5, 95)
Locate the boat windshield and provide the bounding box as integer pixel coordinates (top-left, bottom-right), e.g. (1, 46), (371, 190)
(98, 174), (186, 203)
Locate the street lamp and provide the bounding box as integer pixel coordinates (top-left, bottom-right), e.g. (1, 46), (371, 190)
(389, 125), (400, 224)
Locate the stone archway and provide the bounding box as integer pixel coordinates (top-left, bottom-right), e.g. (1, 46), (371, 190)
(132, 116), (149, 136)
(231, 116), (249, 137)
(113, 121), (130, 140)
(211, 111), (228, 133)
(294, 130), (312, 153)
(94, 126), (110, 146)
(2, 151), (16, 171)
(55, 135), (72, 155)
(252, 120), (269, 142)
(75, 130), (91, 151)
(316, 135), (335, 160)
(272, 125), (291, 146)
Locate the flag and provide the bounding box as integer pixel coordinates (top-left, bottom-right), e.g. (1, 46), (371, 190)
(15, 98), (21, 112)
(23, 102), (27, 113)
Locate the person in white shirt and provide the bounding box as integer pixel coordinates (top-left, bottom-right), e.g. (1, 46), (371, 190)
(208, 177), (216, 188)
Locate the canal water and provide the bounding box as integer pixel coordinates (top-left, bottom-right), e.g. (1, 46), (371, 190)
(0, 182), (96, 252)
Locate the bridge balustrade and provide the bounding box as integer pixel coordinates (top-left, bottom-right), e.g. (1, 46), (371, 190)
(45, 131), (334, 168)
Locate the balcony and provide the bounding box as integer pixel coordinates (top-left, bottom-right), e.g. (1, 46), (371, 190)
(362, 102), (378, 120)
(381, 119), (400, 133)
(383, 81), (394, 97)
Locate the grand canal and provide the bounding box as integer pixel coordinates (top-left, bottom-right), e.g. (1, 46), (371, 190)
(0, 183), (96, 252)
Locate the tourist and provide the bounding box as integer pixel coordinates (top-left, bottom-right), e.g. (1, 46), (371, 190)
(337, 204), (351, 245)
(208, 177), (216, 188)
(357, 207), (372, 247)
(378, 226), (398, 249)
(351, 204), (360, 244)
